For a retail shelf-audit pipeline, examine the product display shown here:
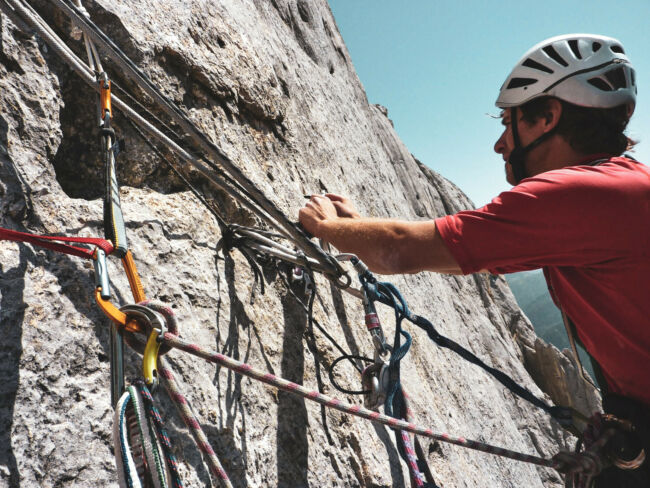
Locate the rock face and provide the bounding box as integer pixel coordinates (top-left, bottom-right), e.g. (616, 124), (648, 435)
(0, 1), (597, 487)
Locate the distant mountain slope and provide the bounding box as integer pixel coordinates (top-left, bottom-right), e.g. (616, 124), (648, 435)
(506, 270), (596, 378)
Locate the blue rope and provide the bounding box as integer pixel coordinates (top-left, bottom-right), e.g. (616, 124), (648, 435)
(367, 281), (436, 487)
(365, 279), (574, 427)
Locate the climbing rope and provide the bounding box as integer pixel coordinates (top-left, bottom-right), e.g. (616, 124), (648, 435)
(106, 297), (234, 487)
(136, 382), (184, 488)
(158, 330), (557, 468)
(53, 0), (347, 280)
(126, 301), (233, 487)
(114, 383), (181, 488)
(91, 267), (596, 482)
(158, 360), (233, 488)
(105, 293), (612, 482)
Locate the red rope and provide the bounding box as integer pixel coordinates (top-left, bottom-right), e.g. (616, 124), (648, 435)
(0, 226), (114, 259)
(160, 331), (560, 469)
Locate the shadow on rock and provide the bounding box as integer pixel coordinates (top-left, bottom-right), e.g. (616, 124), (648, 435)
(0, 247), (28, 488)
(276, 282), (309, 487)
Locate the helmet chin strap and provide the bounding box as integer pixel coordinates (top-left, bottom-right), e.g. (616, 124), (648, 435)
(508, 107), (556, 184)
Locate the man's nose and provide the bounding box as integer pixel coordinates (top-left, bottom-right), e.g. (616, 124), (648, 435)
(494, 133), (506, 155)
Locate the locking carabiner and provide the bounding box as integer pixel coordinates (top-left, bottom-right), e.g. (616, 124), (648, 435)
(120, 304), (167, 389)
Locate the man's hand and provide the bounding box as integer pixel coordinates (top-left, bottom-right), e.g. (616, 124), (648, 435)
(324, 193), (361, 219)
(298, 194), (462, 275)
(299, 193), (361, 237)
(298, 195), (341, 238)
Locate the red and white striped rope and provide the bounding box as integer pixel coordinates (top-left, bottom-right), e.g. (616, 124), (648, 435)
(158, 357), (233, 488)
(160, 332), (561, 470)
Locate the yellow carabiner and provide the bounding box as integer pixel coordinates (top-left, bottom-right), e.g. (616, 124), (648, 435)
(142, 327), (162, 388)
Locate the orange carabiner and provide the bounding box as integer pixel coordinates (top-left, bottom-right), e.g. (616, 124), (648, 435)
(99, 77), (112, 121)
(95, 289), (143, 333)
(93, 246), (147, 333)
(121, 250), (146, 302)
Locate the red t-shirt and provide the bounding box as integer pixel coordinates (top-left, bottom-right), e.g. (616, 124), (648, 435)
(435, 157), (650, 407)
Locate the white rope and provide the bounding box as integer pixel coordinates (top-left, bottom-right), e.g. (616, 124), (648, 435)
(113, 391), (143, 488)
(128, 385), (167, 488)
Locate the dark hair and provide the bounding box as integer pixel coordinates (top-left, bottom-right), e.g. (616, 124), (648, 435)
(519, 97), (635, 155)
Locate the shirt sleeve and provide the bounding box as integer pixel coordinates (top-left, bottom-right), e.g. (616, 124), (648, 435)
(435, 166), (634, 275)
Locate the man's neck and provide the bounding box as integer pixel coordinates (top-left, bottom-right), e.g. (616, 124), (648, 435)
(527, 136), (608, 176)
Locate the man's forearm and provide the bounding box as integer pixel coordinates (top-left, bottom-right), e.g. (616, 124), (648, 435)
(317, 218), (461, 275)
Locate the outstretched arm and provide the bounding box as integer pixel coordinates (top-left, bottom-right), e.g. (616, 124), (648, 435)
(299, 194), (462, 275)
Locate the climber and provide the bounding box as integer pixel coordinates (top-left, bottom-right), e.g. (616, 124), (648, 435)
(299, 34), (649, 485)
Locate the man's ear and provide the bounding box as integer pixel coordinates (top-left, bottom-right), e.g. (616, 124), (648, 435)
(543, 98), (563, 132)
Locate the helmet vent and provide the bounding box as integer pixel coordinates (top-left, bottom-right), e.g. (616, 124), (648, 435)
(568, 39), (582, 59)
(604, 67), (628, 89)
(542, 45), (569, 67)
(506, 77), (538, 89)
(588, 77), (613, 92)
(496, 35), (636, 110)
(522, 58), (553, 74)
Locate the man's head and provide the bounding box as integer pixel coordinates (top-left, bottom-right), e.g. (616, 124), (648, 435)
(494, 34), (637, 184)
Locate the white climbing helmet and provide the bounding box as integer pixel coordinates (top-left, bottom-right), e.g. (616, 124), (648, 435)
(496, 34), (636, 111)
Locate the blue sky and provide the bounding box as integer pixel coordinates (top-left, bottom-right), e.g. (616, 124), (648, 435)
(328, 1), (650, 207)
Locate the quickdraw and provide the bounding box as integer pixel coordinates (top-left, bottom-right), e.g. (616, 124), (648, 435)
(336, 253), (392, 410)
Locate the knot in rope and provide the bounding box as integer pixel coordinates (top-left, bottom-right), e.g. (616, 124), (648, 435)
(553, 412), (641, 488)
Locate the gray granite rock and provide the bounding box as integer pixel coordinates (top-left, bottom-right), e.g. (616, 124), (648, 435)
(0, 1), (598, 487)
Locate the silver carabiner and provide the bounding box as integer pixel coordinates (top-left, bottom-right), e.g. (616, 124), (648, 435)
(361, 361), (391, 411)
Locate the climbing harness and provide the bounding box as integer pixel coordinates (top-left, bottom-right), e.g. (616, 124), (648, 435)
(556, 412), (647, 488)
(0, 1), (629, 486)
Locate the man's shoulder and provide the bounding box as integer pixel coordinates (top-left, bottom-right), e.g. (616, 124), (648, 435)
(517, 157), (649, 193)
(486, 157), (650, 217)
